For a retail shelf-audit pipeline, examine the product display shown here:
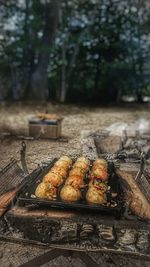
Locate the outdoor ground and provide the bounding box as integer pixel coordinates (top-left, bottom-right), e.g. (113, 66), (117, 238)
(0, 102), (150, 171)
(0, 102), (150, 266)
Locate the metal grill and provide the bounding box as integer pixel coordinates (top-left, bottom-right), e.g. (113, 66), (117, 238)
(0, 159), (26, 196)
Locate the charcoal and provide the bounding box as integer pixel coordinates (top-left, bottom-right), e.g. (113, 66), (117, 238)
(97, 225), (115, 242)
(116, 229), (137, 247)
(136, 230), (150, 251)
(0, 219), (9, 235)
(51, 222), (78, 242)
(125, 150), (141, 159)
(80, 224), (94, 238)
(24, 221), (52, 243)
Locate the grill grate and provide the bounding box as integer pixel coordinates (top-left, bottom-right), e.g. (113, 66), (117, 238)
(0, 159), (26, 196)
(17, 159), (124, 219)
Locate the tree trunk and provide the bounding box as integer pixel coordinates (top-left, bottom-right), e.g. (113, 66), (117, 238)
(29, 0), (59, 101)
(59, 39), (66, 103)
(94, 55), (101, 93)
(136, 89), (143, 103)
(59, 6), (66, 103)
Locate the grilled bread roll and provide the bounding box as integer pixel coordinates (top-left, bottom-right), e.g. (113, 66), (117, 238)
(90, 158), (108, 181)
(86, 186), (106, 204)
(73, 161), (89, 171)
(65, 175), (84, 189)
(35, 182), (56, 200)
(55, 160), (69, 169)
(60, 185), (81, 202)
(90, 168), (108, 181)
(89, 180), (108, 192)
(86, 158), (108, 204)
(58, 156), (72, 166)
(93, 159), (108, 168)
(35, 156), (72, 201)
(51, 166), (67, 178)
(69, 167), (84, 179)
(43, 172), (63, 187)
(60, 157), (89, 201)
(76, 157), (89, 166)
(35, 182), (47, 199)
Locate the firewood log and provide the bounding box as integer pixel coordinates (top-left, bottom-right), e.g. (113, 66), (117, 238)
(116, 169), (150, 220)
(0, 187), (19, 217)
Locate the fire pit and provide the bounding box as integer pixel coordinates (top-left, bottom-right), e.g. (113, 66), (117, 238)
(0, 139), (150, 262)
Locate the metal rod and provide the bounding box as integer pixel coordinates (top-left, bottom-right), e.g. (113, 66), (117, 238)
(20, 141), (29, 174)
(135, 152), (146, 181)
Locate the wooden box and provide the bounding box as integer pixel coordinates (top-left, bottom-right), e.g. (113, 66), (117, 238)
(29, 116), (62, 139)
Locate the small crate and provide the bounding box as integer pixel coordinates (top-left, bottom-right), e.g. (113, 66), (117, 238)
(29, 114), (62, 139)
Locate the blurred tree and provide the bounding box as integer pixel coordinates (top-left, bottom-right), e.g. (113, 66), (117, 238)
(0, 0), (149, 102)
(0, 0), (59, 100)
(29, 0), (59, 100)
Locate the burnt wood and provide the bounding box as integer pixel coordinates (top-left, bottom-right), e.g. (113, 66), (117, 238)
(0, 207), (150, 259)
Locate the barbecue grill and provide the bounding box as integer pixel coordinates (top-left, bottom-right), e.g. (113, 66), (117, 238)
(0, 139), (150, 264)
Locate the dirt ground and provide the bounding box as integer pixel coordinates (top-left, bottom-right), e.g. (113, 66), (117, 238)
(0, 102), (150, 171)
(0, 102), (150, 267)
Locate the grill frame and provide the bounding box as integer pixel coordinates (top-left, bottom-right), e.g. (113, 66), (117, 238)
(0, 159), (26, 196)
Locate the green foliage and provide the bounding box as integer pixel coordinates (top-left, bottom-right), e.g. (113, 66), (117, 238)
(0, 0), (150, 102)
(49, 0), (150, 102)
